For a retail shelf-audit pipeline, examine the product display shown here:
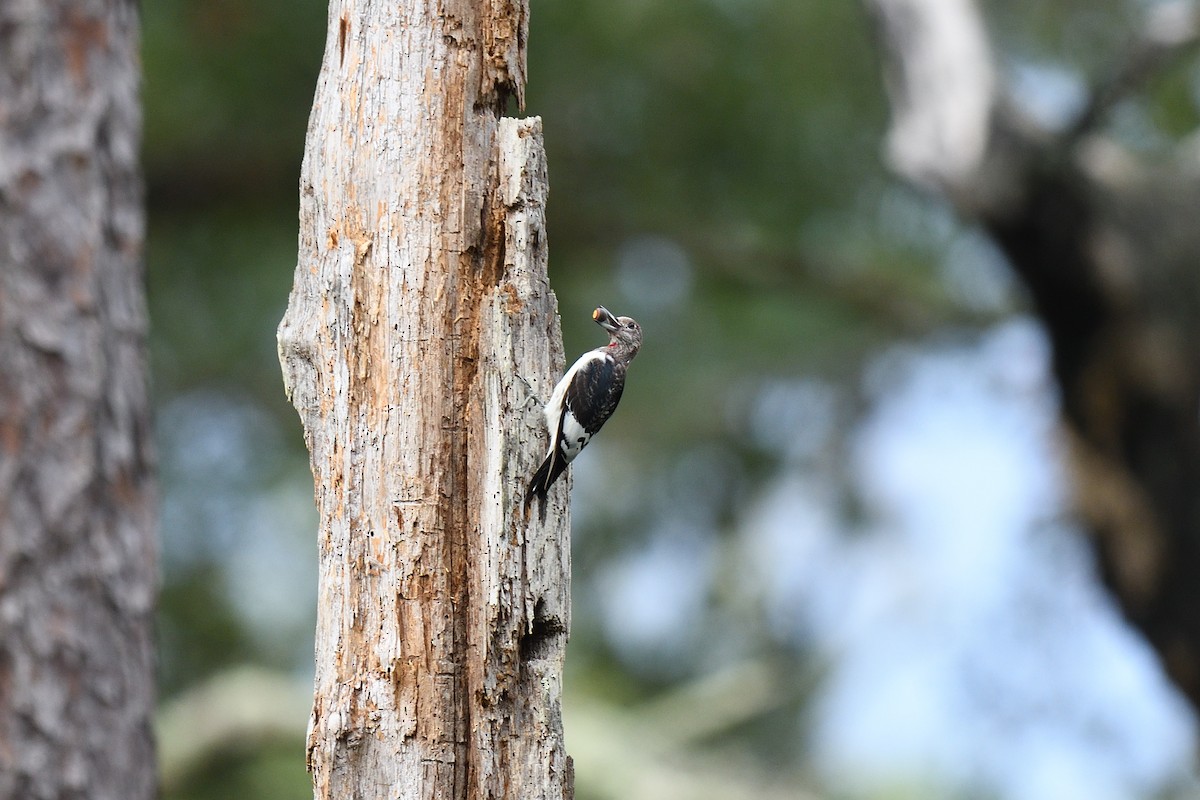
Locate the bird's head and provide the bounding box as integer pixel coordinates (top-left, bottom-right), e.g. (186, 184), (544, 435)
(593, 306), (642, 358)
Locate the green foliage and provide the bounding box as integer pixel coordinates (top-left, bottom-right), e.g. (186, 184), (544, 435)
(529, 1), (885, 236)
(158, 565), (259, 697)
(143, 0), (324, 198)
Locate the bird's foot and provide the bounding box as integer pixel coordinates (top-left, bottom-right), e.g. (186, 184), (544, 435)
(515, 373), (543, 409)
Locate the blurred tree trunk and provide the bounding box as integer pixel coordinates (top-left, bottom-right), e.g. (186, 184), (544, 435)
(868, 0), (1200, 711)
(0, 1), (156, 798)
(278, 1), (572, 798)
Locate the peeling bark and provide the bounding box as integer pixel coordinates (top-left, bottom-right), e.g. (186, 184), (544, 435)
(0, 1), (156, 798)
(278, 0), (570, 796)
(869, 0), (1200, 711)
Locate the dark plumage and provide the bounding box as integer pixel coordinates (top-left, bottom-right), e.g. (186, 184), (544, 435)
(525, 306), (642, 522)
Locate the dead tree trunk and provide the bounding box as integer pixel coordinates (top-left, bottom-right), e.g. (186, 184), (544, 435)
(278, 1), (572, 797)
(0, 1), (156, 798)
(868, 0), (1200, 711)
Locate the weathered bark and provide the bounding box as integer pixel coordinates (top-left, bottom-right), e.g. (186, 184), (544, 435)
(278, 0), (571, 796)
(869, 0), (1200, 711)
(0, 1), (156, 798)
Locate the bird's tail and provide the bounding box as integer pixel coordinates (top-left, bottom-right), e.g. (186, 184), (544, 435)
(525, 450), (570, 523)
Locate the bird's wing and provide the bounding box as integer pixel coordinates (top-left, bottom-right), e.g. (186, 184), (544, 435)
(545, 350), (603, 437)
(556, 353), (624, 462)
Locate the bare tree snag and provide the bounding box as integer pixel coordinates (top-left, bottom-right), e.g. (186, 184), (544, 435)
(470, 117), (572, 796)
(869, 0), (1200, 711)
(865, 0), (995, 196)
(0, 1), (156, 798)
(278, 0), (571, 796)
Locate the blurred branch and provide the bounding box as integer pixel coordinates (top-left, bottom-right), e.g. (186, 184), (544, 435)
(147, 150), (301, 212)
(687, 233), (1013, 337)
(156, 667), (311, 792)
(635, 659), (802, 747)
(157, 661), (822, 800)
(567, 659), (823, 800)
(1067, 0), (1200, 141)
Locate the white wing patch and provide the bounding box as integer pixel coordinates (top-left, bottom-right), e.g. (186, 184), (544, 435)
(559, 408), (590, 462)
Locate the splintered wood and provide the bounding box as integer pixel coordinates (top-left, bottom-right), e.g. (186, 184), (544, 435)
(277, 1), (571, 796)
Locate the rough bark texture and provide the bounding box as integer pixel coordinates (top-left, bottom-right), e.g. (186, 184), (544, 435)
(868, 0), (1200, 711)
(278, 0), (571, 796)
(0, 1), (156, 798)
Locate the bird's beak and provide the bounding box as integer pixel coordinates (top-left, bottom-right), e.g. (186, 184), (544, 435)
(593, 306), (620, 333)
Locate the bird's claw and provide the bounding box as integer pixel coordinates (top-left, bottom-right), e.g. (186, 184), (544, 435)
(515, 373), (543, 408)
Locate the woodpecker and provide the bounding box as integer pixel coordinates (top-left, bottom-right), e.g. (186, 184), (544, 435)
(525, 306), (642, 522)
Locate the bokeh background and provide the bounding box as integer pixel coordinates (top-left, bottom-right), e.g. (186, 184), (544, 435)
(146, 1), (1200, 798)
